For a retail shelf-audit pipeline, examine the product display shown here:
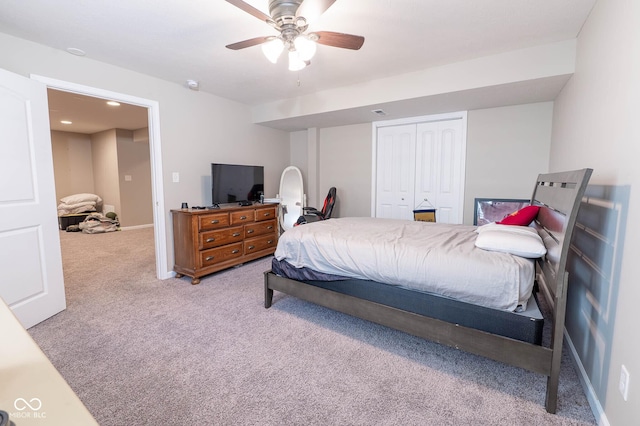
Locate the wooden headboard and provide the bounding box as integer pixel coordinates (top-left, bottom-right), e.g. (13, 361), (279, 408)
(531, 168), (592, 313)
(529, 168), (592, 410)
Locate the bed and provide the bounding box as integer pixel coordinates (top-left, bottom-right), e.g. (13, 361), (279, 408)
(264, 168), (592, 414)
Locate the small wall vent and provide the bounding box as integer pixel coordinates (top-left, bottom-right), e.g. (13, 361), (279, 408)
(371, 109), (387, 116)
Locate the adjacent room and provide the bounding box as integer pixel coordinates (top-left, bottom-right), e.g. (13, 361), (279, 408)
(49, 90), (154, 232)
(0, 1), (638, 425)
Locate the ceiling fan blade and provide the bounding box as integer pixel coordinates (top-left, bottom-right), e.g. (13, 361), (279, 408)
(296, 0), (337, 23)
(226, 36), (271, 50)
(225, 0), (272, 24)
(313, 31), (365, 50)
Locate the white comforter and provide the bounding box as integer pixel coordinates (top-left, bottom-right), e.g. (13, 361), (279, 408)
(274, 217), (535, 312)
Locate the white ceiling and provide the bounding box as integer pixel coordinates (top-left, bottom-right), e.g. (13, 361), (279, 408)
(0, 0), (596, 133)
(46, 89), (149, 134)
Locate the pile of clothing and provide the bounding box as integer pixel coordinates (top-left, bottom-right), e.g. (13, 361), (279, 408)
(74, 212), (119, 234)
(57, 193), (103, 216)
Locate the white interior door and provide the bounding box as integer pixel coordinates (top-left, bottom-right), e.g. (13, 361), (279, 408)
(375, 124), (416, 220)
(0, 68), (66, 328)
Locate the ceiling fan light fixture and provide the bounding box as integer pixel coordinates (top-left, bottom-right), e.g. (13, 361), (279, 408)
(293, 35), (317, 61)
(262, 37), (284, 63)
(288, 50), (306, 71)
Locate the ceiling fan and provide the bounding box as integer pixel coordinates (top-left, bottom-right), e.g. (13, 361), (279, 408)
(224, 0), (365, 71)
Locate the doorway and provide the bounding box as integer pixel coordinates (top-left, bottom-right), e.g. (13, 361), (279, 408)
(32, 75), (170, 280)
(48, 89), (152, 228)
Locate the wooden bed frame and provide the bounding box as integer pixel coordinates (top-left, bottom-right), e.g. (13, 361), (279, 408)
(264, 168), (592, 413)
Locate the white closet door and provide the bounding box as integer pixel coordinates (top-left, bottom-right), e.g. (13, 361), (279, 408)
(375, 124), (416, 220)
(374, 115), (466, 224)
(415, 119), (465, 224)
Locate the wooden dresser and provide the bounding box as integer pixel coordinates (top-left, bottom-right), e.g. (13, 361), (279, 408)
(171, 204), (278, 284)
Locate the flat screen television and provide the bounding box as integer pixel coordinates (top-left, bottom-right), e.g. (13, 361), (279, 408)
(211, 163), (264, 205)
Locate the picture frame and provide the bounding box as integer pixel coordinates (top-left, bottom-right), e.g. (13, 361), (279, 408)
(473, 198), (530, 226)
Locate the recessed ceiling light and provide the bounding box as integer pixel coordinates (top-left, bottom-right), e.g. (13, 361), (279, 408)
(60, 120), (73, 125)
(186, 80), (200, 91)
(106, 101), (120, 106)
(66, 47), (86, 56)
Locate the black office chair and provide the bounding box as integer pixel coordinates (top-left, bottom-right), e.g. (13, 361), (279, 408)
(295, 187), (336, 225)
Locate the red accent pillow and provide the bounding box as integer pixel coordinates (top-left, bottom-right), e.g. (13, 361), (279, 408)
(497, 205), (540, 226)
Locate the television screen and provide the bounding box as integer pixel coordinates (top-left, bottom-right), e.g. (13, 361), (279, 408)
(211, 163), (264, 205)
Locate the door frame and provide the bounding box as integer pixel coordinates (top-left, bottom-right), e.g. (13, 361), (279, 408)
(370, 111), (468, 219)
(31, 74), (170, 280)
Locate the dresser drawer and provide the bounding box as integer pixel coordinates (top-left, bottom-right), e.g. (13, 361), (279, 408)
(255, 206), (277, 222)
(230, 210), (255, 225)
(198, 212), (230, 231)
(244, 219), (277, 238)
(199, 226), (244, 250)
(244, 234), (277, 254)
(200, 243), (243, 267)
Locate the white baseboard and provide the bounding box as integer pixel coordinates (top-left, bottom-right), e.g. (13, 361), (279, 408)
(119, 223), (154, 231)
(564, 330), (610, 426)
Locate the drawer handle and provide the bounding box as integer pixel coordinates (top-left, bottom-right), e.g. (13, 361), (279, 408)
(206, 238), (215, 243)
(232, 232), (241, 237)
(267, 240), (274, 244)
(263, 212), (271, 216)
(211, 220), (219, 224)
(240, 215), (247, 220)
(205, 256), (214, 261)
(248, 245), (255, 250)
(231, 249), (240, 254)
(246, 229), (255, 234)
(267, 226), (273, 230)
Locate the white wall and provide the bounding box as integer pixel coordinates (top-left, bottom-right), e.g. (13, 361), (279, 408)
(252, 40), (576, 125)
(318, 124), (371, 218)
(549, 0), (640, 423)
(91, 130), (121, 219)
(465, 102), (553, 223)
(51, 128), (153, 227)
(289, 130), (308, 202)
(116, 129), (153, 227)
(50, 131), (95, 202)
(0, 33), (290, 273)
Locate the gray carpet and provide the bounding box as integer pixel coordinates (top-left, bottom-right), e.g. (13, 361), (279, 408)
(29, 227), (596, 425)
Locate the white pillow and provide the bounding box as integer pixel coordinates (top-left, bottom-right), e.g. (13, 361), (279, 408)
(475, 222), (539, 236)
(60, 193), (102, 205)
(475, 228), (547, 258)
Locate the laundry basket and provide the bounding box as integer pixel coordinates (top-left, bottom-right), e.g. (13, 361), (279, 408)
(413, 199), (436, 222)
